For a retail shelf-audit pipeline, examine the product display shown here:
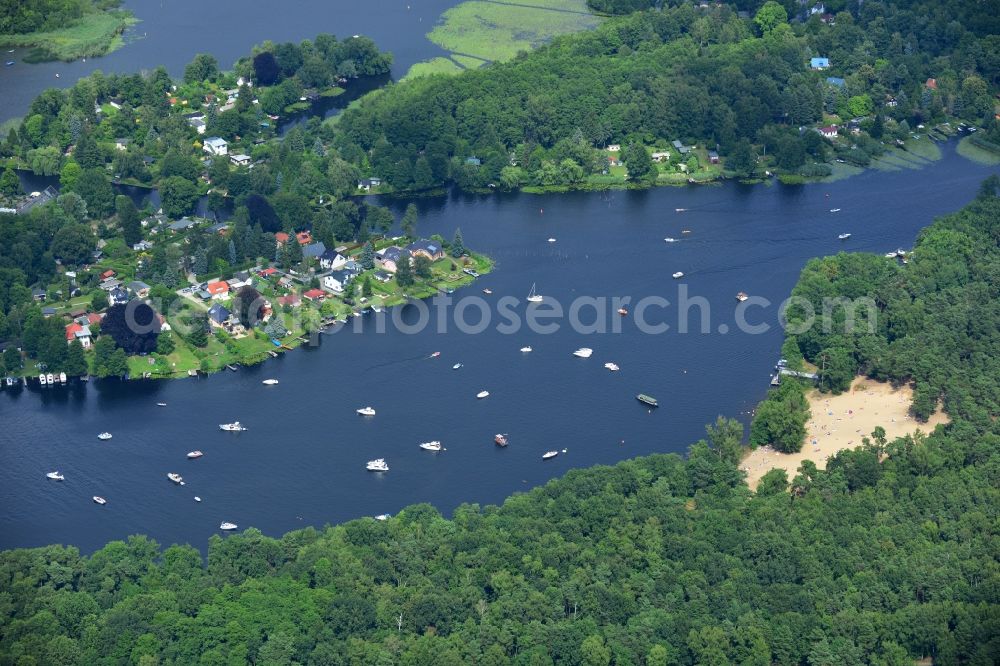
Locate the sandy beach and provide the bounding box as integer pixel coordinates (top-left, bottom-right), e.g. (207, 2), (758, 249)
(742, 377), (950, 490)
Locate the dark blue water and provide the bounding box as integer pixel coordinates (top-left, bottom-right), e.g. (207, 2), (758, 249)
(0, 0), (458, 124)
(2, 143), (996, 553)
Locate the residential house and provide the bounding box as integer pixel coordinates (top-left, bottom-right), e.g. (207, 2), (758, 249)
(32, 287), (46, 302)
(188, 116), (207, 134)
(65, 323), (92, 348)
(207, 303), (231, 328)
(206, 222), (229, 235)
(809, 3), (825, 14)
(277, 293), (301, 308)
(42, 307), (57, 317)
(819, 12), (835, 24)
(372, 271), (392, 283)
(258, 267), (279, 278)
(319, 248), (347, 271)
(405, 239), (444, 261)
(818, 125), (839, 138)
(925, 78), (937, 90)
(230, 153), (251, 167)
(168, 218), (197, 232)
(206, 281), (230, 300)
(826, 77), (845, 88)
(109, 287), (130, 305)
(376, 246), (408, 273)
(114, 138), (130, 151)
(465, 156), (481, 166)
(274, 232), (290, 247)
(606, 144), (621, 152)
(322, 268), (357, 293)
(296, 231), (313, 246)
(303, 288), (325, 302)
(203, 137), (229, 156)
(810, 57), (831, 70)
(607, 154), (620, 168)
(357, 177), (382, 192)
(99, 278), (121, 292)
(196, 289), (212, 300)
(86, 313), (102, 327)
(708, 150), (720, 164)
(132, 240), (153, 251)
(651, 151), (671, 162)
(343, 260), (361, 273)
(128, 281), (151, 298)
(671, 140), (691, 154)
(885, 96), (898, 108)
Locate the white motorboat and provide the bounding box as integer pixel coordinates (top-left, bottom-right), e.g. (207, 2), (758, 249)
(494, 433), (508, 447)
(93, 496), (106, 505)
(604, 362), (619, 371)
(520, 346), (532, 353)
(366, 458), (389, 472)
(542, 451), (559, 460)
(46, 373), (54, 384)
(98, 432), (112, 440)
(187, 450), (204, 459)
(830, 208), (841, 212)
(356, 406), (376, 416)
(262, 379), (279, 385)
(167, 473), (184, 484)
(219, 421), (246, 431)
(219, 522), (238, 531)
(885, 251), (898, 258)
(526, 283), (544, 303)
(156, 402), (167, 406)
(736, 291), (749, 302)
(194, 496), (202, 502)
(39, 374), (47, 385)
(664, 237), (678, 243)
(46, 471), (64, 481)
(838, 233), (851, 240)
(374, 514), (390, 521)
(618, 308), (628, 316)
(419, 441), (443, 452)
(476, 390), (490, 399)
(59, 372), (66, 383)
(453, 363), (463, 369)
(548, 237), (556, 243)
(573, 348), (593, 358)
(672, 271), (684, 279)
(482, 288), (493, 295)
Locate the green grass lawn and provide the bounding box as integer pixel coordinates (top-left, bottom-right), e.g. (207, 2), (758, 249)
(425, 0), (600, 64)
(402, 57), (464, 81)
(0, 10), (137, 62)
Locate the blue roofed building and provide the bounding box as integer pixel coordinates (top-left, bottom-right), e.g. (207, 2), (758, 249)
(810, 57), (831, 70)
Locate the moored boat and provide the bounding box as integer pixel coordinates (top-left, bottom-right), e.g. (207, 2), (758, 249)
(59, 372), (66, 383)
(39, 373), (47, 385)
(526, 283), (543, 303)
(664, 237), (678, 243)
(219, 421), (246, 431)
(374, 514), (390, 521)
(262, 379), (279, 385)
(573, 348), (593, 358)
(672, 271), (684, 279)
(452, 363), (463, 369)
(494, 433), (508, 447)
(419, 441), (443, 452)
(98, 432), (112, 440)
(604, 362), (619, 371)
(93, 496), (106, 505)
(219, 522), (238, 530)
(542, 451), (559, 460)
(736, 292), (749, 302)
(46, 471), (64, 481)
(46, 373), (54, 384)
(618, 307), (628, 315)
(838, 233), (851, 240)
(483, 288), (493, 294)
(366, 458), (389, 472)
(476, 390), (490, 399)
(167, 473), (184, 484)
(156, 402), (167, 406)
(520, 346), (532, 353)
(187, 450), (203, 459)
(356, 406), (376, 416)
(636, 393), (659, 407)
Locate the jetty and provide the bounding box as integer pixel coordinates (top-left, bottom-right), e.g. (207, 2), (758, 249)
(769, 361), (819, 386)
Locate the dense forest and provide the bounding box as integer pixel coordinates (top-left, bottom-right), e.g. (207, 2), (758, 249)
(2, 187), (999, 664)
(332, 2), (998, 191)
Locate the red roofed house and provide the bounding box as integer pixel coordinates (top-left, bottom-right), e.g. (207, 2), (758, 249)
(65, 322), (92, 348)
(100, 269), (116, 280)
(925, 78), (937, 89)
(206, 281), (230, 300)
(87, 312), (102, 326)
(296, 231), (312, 246)
(608, 154), (620, 167)
(277, 293), (301, 307)
(819, 125), (839, 138)
(303, 288), (325, 302)
(275, 232), (290, 247)
(259, 267), (278, 277)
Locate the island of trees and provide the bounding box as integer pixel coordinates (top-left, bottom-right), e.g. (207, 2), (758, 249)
(0, 0), (137, 62)
(2, 184), (998, 665)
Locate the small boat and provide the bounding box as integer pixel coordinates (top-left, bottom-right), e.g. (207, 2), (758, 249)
(618, 307), (628, 316)
(219, 421), (246, 431)
(93, 496), (106, 505)
(46, 373), (54, 384)
(187, 450), (204, 459)
(167, 473), (184, 484)
(476, 390), (490, 399)
(452, 363), (463, 370)
(526, 283), (544, 303)
(494, 433), (508, 447)
(520, 346), (532, 353)
(604, 362), (619, 371)
(219, 522), (238, 531)
(226, 364), (238, 372)
(830, 208), (841, 212)
(838, 233), (851, 240)
(542, 451), (559, 460)
(356, 406), (376, 416)
(261, 379), (279, 385)
(681, 229), (692, 234)
(156, 402), (167, 406)
(672, 271), (685, 279)
(736, 292), (749, 302)
(573, 348), (593, 358)
(548, 238), (556, 243)
(97, 432), (112, 440)
(46, 471), (64, 481)
(675, 208), (687, 212)
(482, 288), (493, 295)
(39, 374), (47, 385)
(59, 372), (66, 383)
(374, 514), (390, 521)
(664, 237), (678, 243)
(366, 458), (389, 472)
(419, 441), (442, 452)
(4, 61), (14, 67)
(636, 393), (659, 407)
(885, 251), (898, 258)
(194, 496), (202, 502)
(430, 351), (441, 358)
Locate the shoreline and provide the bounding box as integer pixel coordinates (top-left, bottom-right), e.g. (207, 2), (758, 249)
(742, 377), (950, 490)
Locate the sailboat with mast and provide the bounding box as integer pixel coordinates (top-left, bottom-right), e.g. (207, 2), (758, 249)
(526, 283), (544, 303)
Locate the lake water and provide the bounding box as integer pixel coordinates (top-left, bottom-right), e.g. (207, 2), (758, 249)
(0, 0), (459, 124)
(2, 142), (996, 554)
